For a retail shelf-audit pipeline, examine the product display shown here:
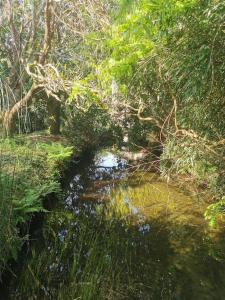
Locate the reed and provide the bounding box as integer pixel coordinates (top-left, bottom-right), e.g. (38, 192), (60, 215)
(0, 141), (21, 276)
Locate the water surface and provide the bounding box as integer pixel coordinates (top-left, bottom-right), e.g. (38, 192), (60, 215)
(7, 151), (225, 300)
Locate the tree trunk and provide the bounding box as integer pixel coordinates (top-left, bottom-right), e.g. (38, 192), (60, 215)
(3, 84), (40, 136)
(47, 96), (61, 135)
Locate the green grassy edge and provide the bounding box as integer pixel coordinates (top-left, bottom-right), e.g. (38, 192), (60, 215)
(0, 134), (73, 277)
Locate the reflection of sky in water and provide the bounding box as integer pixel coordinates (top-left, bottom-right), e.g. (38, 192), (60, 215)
(98, 185), (112, 194)
(65, 195), (73, 207)
(131, 206), (139, 215)
(66, 174), (83, 208)
(123, 194), (148, 231)
(95, 152), (127, 169)
(70, 174), (83, 190)
(65, 152), (128, 210)
(124, 195), (129, 205)
(58, 229), (68, 242)
(138, 223), (151, 234)
(124, 194), (139, 215)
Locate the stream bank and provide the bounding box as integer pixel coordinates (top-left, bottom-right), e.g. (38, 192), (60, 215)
(0, 135), (74, 289)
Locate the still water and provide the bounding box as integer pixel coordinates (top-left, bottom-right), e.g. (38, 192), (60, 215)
(7, 151), (225, 299)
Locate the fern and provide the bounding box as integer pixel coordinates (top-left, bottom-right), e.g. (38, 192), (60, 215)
(204, 197), (225, 228)
(13, 182), (61, 224)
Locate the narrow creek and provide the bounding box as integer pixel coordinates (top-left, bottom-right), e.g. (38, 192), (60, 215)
(6, 150), (225, 299)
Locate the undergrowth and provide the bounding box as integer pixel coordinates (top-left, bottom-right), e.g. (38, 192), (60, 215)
(0, 137), (73, 278)
(161, 136), (225, 228)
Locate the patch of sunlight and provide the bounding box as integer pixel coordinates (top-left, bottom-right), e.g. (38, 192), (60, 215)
(109, 172), (207, 227)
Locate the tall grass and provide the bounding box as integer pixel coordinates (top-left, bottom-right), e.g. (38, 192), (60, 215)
(0, 156), (21, 275)
(10, 202), (174, 299)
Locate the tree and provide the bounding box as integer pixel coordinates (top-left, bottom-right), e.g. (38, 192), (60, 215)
(0, 0), (113, 136)
(0, 0), (60, 135)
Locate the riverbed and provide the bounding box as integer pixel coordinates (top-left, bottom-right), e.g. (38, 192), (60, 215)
(6, 150), (225, 299)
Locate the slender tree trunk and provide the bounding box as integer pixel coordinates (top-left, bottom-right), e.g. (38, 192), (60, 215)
(47, 96), (61, 135)
(3, 84), (41, 136)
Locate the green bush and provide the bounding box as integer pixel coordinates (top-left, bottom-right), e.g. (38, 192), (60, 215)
(63, 104), (123, 150)
(160, 136), (225, 196)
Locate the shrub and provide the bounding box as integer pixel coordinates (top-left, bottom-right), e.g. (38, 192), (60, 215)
(63, 104), (123, 150)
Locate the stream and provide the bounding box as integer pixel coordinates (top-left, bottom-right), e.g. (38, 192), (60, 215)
(6, 150), (225, 299)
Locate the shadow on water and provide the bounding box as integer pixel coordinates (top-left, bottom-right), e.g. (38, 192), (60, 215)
(6, 150), (225, 300)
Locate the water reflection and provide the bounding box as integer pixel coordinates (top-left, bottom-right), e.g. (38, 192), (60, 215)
(94, 152), (127, 169)
(7, 151), (225, 300)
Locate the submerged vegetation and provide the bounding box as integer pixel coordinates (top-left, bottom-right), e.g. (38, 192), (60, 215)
(0, 0), (225, 298)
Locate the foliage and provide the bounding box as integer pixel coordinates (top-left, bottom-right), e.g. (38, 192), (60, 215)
(0, 137), (73, 278)
(205, 197), (225, 228)
(13, 182), (60, 223)
(161, 135), (225, 198)
(127, 118), (153, 148)
(63, 104), (123, 150)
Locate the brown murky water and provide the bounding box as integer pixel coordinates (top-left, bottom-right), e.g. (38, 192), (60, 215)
(6, 151), (225, 300)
